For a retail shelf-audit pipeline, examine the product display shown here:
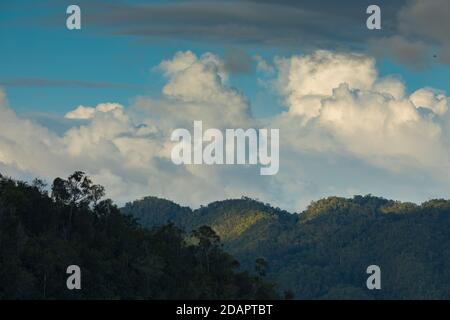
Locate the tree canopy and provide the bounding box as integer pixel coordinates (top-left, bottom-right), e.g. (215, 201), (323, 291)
(0, 172), (279, 299)
(124, 194), (450, 299)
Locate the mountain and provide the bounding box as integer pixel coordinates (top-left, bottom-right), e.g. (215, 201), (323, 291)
(122, 195), (450, 299)
(0, 173), (279, 299)
(3, 170), (450, 299)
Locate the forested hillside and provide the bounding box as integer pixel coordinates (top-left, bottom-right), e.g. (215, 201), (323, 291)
(3, 169), (450, 300)
(123, 195), (450, 299)
(0, 172), (279, 299)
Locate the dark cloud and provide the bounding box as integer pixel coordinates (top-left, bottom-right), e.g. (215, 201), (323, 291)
(398, 0), (450, 44)
(77, 0), (405, 50)
(0, 77), (139, 89)
(369, 36), (430, 70)
(370, 0), (450, 68)
(224, 47), (253, 74)
(33, 0), (450, 68)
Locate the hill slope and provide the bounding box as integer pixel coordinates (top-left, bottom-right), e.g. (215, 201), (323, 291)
(122, 195), (450, 299)
(0, 173), (279, 299)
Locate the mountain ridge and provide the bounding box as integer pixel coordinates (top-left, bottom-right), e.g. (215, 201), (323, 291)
(122, 194), (450, 299)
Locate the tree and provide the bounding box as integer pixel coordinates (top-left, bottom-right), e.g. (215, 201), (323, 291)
(51, 171), (105, 207)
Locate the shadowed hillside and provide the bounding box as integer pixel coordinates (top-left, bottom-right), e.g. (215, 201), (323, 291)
(0, 172), (279, 299)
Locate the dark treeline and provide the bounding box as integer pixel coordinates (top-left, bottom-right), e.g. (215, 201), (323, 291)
(0, 172), (279, 299)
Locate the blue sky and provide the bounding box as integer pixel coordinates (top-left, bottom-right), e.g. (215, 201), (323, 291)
(0, 1), (257, 115)
(1, 0), (449, 118)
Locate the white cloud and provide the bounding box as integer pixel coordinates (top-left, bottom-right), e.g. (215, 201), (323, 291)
(1, 50), (450, 211)
(272, 51), (450, 179)
(410, 88), (449, 115)
(274, 50), (377, 119)
(0, 52), (261, 208)
(65, 103), (124, 120)
(140, 51), (251, 128)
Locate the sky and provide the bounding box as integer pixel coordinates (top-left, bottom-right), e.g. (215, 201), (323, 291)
(1, 0), (450, 211)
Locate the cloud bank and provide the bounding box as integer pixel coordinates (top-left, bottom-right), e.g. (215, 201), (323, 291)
(1, 50), (450, 211)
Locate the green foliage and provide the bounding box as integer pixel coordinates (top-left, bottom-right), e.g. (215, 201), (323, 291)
(122, 196), (191, 228)
(125, 194), (450, 299)
(5, 169), (450, 300)
(0, 173), (279, 300)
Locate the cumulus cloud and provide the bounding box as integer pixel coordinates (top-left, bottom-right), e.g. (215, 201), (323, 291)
(272, 50), (450, 181)
(148, 51), (251, 128)
(410, 88), (449, 115)
(0, 51), (265, 208)
(65, 103), (124, 120)
(2, 50), (450, 211)
(274, 50), (377, 119)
